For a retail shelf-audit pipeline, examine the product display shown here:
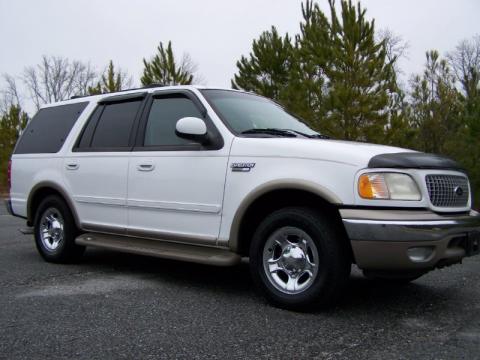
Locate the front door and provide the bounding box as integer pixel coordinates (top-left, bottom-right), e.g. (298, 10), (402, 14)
(127, 91), (229, 245)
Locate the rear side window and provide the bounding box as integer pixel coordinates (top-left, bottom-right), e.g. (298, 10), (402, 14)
(14, 102), (88, 154)
(91, 101), (141, 148)
(76, 99), (143, 150)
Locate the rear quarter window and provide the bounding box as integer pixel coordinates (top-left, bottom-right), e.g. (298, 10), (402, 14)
(14, 102), (89, 154)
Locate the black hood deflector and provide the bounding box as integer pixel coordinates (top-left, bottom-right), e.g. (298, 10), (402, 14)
(368, 152), (465, 172)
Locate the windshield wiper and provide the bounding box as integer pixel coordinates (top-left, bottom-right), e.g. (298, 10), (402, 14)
(241, 128), (297, 137)
(280, 129), (331, 139)
(308, 133), (330, 139)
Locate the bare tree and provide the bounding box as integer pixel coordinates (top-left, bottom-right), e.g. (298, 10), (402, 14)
(23, 55), (97, 109)
(0, 74), (22, 114)
(377, 28), (409, 76)
(446, 35), (480, 99)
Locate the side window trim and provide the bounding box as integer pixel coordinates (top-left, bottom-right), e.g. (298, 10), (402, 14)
(151, 89), (207, 117)
(73, 105), (104, 150)
(99, 91), (147, 104)
(133, 90), (224, 152)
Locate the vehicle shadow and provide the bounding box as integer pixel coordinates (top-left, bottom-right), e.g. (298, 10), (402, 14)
(80, 247), (451, 314)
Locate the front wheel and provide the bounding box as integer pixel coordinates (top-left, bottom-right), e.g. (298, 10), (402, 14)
(249, 207), (351, 311)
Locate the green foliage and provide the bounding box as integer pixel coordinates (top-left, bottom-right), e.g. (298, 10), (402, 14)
(320, 0), (397, 141)
(398, 50), (479, 207)
(383, 89), (418, 149)
(409, 50), (463, 154)
(88, 60), (128, 95)
(232, 0), (399, 142)
(0, 104), (28, 191)
(231, 26), (294, 100)
(446, 80), (480, 208)
(141, 41), (194, 86)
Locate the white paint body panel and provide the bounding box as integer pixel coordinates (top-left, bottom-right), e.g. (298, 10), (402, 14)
(127, 151), (230, 243)
(217, 138), (407, 243)
(62, 153), (129, 230)
(10, 155), (63, 217)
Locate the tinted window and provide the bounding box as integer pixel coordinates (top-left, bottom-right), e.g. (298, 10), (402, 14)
(14, 102), (88, 154)
(77, 106), (103, 149)
(90, 100), (142, 148)
(144, 97), (202, 146)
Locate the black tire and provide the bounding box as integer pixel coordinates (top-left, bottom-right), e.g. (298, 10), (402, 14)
(363, 270), (425, 285)
(249, 207), (351, 311)
(34, 195), (85, 263)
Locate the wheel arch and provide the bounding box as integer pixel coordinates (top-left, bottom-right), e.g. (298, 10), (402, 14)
(229, 180), (351, 257)
(27, 181), (80, 228)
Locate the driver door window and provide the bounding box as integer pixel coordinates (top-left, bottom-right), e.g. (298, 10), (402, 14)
(144, 96), (202, 147)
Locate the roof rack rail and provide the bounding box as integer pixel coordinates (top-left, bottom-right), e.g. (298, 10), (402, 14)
(141, 83), (165, 88)
(70, 83), (167, 100)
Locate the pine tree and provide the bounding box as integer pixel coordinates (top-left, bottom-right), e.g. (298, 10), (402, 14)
(0, 104), (28, 190)
(141, 41), (194, 86)
(409, 50), (462, 154)
(232, 1), (401, 139)
(289, 0), (332, 131)
(319, 0), (397, 141)
(88, 60), (131, 95)
(231, 26), (294, 100)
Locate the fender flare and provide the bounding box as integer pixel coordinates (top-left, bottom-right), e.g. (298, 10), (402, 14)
(228, 179), (342, 252)
(27, 181), (81, 228)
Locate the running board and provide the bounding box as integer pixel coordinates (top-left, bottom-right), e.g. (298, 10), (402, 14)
(19, 227), (34, 235)
(75, 233), (241, 266)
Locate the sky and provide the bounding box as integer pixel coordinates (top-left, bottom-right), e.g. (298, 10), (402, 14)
(0, 0), (479, 111)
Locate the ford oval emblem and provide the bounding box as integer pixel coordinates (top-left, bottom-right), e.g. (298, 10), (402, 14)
(454, 186), (464, 197)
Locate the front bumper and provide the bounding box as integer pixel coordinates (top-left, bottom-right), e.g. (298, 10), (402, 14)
(341, 209), (480, 271)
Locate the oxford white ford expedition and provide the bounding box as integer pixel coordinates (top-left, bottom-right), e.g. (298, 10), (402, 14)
(6, 85), (480, 310)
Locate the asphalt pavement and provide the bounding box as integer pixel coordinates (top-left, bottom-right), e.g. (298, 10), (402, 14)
(1, 205), (479, 359)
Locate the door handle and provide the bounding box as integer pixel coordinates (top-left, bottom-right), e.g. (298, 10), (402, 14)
(66, 163), (79, 170)
(137, 164), (155, 171)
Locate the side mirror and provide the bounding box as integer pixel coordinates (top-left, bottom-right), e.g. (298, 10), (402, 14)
(175, 117), (208, 143)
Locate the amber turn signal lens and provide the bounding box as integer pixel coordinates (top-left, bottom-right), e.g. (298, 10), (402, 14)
(358, 173), (389, 199)
(358, 174), (374, 199)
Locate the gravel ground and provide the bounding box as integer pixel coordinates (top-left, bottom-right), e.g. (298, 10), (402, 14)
(0, 205), (479, 359)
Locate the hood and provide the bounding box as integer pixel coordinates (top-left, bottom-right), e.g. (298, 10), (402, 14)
(230, 137), (411, 167)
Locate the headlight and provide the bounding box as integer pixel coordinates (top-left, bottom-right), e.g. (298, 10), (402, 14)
(358, 173), (421, 201)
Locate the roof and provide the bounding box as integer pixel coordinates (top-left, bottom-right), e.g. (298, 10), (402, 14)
(39, 84), (225, 109)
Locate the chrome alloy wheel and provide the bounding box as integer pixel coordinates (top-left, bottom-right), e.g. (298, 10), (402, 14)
(262, 226), (319, 294)
(39, 208), (65, 251)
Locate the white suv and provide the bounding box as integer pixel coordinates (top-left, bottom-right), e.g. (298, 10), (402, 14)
(6, 85), (480, 310)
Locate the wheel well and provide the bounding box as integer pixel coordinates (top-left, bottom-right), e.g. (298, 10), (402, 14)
(236, 189), (353, 259)
(27, 187), (73, 227)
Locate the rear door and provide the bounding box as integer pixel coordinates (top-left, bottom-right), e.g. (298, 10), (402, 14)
(127, 90), (228, 245)
(63, 93), (146, 233)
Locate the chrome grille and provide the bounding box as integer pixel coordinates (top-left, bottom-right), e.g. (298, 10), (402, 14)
(425, 175), (469, 208)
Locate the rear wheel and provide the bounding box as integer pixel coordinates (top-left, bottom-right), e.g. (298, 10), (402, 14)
(34, 195), (85, 263)
(249, 207), (351, 311)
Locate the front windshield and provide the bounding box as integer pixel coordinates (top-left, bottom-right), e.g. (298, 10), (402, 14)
(201, 89), (319, 136)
